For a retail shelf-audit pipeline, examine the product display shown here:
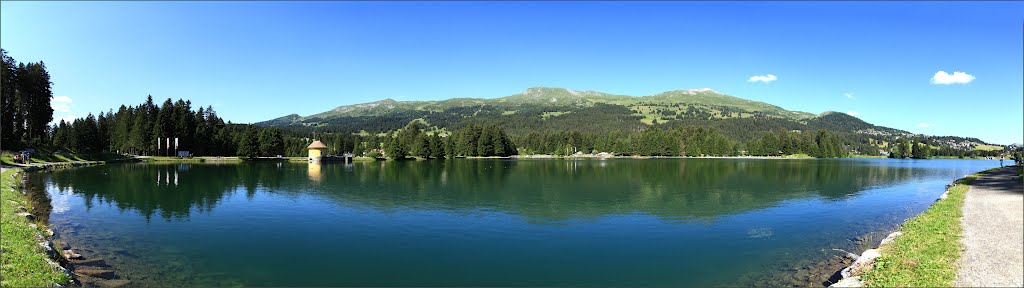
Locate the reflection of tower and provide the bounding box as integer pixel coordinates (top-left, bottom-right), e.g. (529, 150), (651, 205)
(308, 162), (322, 182)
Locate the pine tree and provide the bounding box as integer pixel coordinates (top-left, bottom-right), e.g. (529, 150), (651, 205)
(237, 128), (259, 159)
(410, 133), (430, 158)
(477, 126), (494, 156)
(384, 133), (407, 160)
(429, 134), (445, 159)
(0, 49), (20, 149)
(258, 128), (284, 157)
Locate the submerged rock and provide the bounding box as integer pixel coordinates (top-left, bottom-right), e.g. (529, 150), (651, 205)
(75, 269), (115, 279)
(68, 258), (107, 266)
(96, 279), (131, 288)
(62, 249), (82, 260)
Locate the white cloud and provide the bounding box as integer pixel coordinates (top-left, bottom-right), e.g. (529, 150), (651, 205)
(846, 111), (859, 117)
(50, 96), (76, 124)
(52, 103), (71, 113)
(53, 96), (72, 103)
(747, 74), (777, 83)
(931, 71), (974, 85)
(918, 123), (931, 128)
(51, 96), (74, 113)
(844, 92), (855, 99)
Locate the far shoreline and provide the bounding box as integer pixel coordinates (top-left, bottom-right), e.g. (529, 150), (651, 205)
(98, 154), (1008, 163)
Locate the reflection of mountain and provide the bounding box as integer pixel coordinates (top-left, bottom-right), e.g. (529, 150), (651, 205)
(302, 159), (922, 221)
(37, 160), (923, 222)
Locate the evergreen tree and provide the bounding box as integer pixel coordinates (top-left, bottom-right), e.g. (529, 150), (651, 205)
(410, 133), (430, 158)
(237, 128), (260, 158)
(429, 134), (445, 159)
(0, 49), (19, 149)
(18, 62), (53, 145)
(258, 128), (285, 157)
(384, 133), (407, 160)
(97, 111), (111, 152)
(477, 126), (494, 157)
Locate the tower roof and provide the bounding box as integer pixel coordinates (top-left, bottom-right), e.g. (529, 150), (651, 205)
(306, 140), (328, 150)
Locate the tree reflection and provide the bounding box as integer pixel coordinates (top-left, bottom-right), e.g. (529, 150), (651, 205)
(36, 159), (923, 222)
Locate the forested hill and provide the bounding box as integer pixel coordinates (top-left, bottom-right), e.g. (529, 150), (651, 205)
(259, 87), (906, 139)
(255, 87), (1001, 157)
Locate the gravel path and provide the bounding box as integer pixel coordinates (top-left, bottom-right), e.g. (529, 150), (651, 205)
(955, 166), (1023, 287)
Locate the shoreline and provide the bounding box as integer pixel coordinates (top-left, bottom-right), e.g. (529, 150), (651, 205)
(828, 166), (1007, 287)
(2, 162), (132, 287)
(1, 168), (71, 287)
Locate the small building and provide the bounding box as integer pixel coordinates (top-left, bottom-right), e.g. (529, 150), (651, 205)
(307, 140), (328, 163)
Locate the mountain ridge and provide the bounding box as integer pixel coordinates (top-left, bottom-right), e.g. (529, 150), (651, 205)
(256, 87), (1000, 152)
(263, 87), (820, 124)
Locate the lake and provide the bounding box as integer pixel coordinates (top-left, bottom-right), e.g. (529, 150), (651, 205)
(28, 158), (999, 287)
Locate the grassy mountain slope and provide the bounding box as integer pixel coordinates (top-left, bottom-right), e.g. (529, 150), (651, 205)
(265, 87), (816, 124)
(257, 87), (998, 151)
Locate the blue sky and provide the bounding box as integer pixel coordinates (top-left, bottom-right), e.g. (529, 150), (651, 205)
(2, 1), (1021, 144)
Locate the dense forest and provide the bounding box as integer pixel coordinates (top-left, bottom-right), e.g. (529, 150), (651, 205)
(48, 95), (288, 158)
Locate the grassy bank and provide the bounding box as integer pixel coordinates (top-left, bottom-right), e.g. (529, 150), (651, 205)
(861, 167), (999, 287)
(0, 169), (72, 287)
(2, 149), (130, 166)
(142, 156), (244, 163)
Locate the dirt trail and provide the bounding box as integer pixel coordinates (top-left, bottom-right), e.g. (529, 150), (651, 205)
(955, 166), (1023, 287)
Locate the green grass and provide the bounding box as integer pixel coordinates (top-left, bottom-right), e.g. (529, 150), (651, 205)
(0, 151), (15, 165)
(1, 169), (72, 287)
(541, 111), (571, 120)
(3, 149), (130, 166)
(973, 144), (1003, 151)
(861, 168), (998, 287)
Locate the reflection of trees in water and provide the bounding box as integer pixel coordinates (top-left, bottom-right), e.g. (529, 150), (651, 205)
(313, 159), (921, 221)
(38, 160), (922, 222)
(42, 163), (265, 222)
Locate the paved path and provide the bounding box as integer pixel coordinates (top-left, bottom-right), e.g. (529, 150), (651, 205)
(955, 166), (1023, 287)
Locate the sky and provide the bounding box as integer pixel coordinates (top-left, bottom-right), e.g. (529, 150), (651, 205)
(2, 1), (1022, 144)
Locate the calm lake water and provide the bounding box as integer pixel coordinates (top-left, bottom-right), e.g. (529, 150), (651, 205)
(30, 158), (999, 287)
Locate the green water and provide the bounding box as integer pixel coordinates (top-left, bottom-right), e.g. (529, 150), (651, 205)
(30, 158), (999, 286)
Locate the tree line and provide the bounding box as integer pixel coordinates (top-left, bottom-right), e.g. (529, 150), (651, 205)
(380, 122), (516, 159)
(1, 49), (54, 149)
(49, 95), (288, 158)
(888, 139), (932, 159)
